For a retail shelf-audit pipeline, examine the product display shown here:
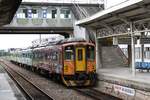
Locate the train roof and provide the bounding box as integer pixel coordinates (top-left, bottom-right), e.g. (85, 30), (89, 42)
(56, 38), (86, 44)
(9, 38), (94, 52)
(31, 38), (88, 48)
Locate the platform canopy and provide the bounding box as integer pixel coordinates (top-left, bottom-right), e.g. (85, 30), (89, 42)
(0, 0), (22, 26)
(76, 0), (150, 38)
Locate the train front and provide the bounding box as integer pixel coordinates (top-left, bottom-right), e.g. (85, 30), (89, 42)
(62, 42), (96, 86)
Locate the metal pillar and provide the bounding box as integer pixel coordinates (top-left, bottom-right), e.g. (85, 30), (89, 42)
(96, 39), (100, 70)
(130, 22), (135, 76)
(141, 44), (144, 62)
(141, 32), (144, 62)
(128, 45), (132, 66)
(95, 30), (102, 72)
(113, 36), (118, 45)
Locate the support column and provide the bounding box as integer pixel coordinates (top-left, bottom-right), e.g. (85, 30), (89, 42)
(141, 44), (144, 61)
(113, 36), (118, 45)
(128, 45), (132, 67)
(130, 22), (135, 76)
(57, 7), (61, 27)
(95, 30), (102, 72)
(141, 32), (144, 62)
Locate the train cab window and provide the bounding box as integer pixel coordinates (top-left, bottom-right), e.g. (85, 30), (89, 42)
(87, 46), (95, 60)
(64, 46), (74, 60)
(78, 49), (83, 61)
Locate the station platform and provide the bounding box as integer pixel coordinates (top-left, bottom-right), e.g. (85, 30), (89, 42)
(95, 67), (150, 100)
(0, 65), (26, 100)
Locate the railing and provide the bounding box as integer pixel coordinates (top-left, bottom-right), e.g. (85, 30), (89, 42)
(116, 46), (129, 65)
(22, 0), (104, 4)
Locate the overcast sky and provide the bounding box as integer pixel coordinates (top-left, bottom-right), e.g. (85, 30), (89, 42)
(0, 34), (59, 50)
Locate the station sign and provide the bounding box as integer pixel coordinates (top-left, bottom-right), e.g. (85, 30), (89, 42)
(140, 38), (150, 44)
(114, 84), (135, 96)
(118, 37), (137, 44)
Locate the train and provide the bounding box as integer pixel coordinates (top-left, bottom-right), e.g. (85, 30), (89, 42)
(2, 38), (96, 86)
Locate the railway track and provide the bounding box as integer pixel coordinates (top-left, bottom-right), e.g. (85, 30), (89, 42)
(75, 88), (121, 100)
(0, 60), (121, 100)
(1, 63), (53, 100)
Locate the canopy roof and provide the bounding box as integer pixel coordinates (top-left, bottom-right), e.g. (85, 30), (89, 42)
(76, 0), (150, 29)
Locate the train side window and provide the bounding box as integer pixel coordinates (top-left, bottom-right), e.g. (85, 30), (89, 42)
(87, 46), (95, 61)
(65, 51), (73, 60)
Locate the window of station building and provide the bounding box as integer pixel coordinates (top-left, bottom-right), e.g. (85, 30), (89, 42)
(60, 9), (71, 19)
(31, 9), (38, 18)
(52, 9), (57, 18)
(46, 9), (57, 19)
(42, 9), (47, 18)
(17, 9), (28, 18)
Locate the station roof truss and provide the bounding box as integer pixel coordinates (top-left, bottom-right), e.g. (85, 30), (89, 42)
(0, 0), (22, 26)
(76, 0), (150, 38)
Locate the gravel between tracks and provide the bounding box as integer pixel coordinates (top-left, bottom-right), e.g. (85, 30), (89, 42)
(1, 60), (95, 100)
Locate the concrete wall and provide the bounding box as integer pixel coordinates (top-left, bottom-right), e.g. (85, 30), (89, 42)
(96, 80), (150, 100)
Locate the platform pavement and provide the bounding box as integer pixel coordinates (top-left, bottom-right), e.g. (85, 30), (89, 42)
(0, 64), (26, 100)
(98, 67), (150, 84)
(95, 67), (150, 100)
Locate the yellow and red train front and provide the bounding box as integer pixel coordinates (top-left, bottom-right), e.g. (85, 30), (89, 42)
(62, 44), (96, 86)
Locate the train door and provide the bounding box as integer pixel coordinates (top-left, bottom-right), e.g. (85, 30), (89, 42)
(75, 47), (86, 72)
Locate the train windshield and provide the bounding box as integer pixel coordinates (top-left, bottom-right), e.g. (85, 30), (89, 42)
(64, 46), (74, 60)
(87, 45), (95, 60)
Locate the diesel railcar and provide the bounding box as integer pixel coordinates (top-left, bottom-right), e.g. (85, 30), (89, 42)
(7, 38), (96, 86)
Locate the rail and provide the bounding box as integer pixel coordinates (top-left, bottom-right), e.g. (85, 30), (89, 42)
(0, 62), (53, 100)
(74, 88), (121, 100)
